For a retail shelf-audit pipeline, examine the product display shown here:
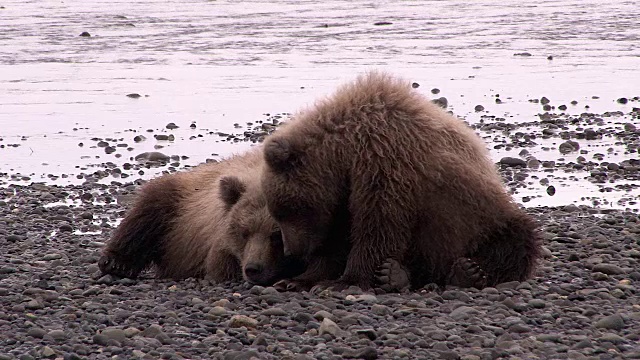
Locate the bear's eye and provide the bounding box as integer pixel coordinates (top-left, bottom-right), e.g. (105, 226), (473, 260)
(270, 230), (283, 246)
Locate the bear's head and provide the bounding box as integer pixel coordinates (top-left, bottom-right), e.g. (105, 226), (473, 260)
(219, 175), (305, 285)
(261, 136), (350, 261)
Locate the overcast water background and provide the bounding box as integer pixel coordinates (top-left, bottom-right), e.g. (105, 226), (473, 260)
(1, 0), (639, 209)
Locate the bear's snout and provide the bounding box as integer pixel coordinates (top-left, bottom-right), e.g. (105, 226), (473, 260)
(243, 263), (264, 283)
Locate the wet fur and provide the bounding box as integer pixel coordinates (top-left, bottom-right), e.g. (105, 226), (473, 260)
(262, 71), (542, 290)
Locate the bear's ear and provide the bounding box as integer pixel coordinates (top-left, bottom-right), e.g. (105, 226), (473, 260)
(264, 138), (297, 172)
(219, 176), (246, 210)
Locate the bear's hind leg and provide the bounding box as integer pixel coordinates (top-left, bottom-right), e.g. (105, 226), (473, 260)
(99, 176), (181, 278)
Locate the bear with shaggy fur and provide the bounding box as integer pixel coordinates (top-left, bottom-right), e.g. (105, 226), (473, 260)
(98, 148), (303, 286)
(261, 71), (542, 291)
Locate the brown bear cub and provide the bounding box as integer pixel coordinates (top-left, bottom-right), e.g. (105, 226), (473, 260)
(261, 71), (542, 292)
(98, 148), (304, 286)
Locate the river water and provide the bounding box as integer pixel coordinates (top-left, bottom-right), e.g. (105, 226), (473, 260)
(1, 0), (639, 209)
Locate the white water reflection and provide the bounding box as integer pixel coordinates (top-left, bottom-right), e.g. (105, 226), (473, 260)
(0, 0), (638, 209)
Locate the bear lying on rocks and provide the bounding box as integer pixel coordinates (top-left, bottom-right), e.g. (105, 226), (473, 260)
(98, 148), (304, 286)
(261, 71), (542, 292)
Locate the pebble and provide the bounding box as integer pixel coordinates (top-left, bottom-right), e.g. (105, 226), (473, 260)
(42, 253), (62, 261)
(354, 294), (378, 303)
(40, 346), (56, 357)
(100, 327), (127, 343)
(228, 315), (258, 328)
(594, 314), (625, 330)
(449, 306), (480, 320)
(593, 263), (625, 275)
(48, 329), (67, 341)
(600, 333), (625, 343)
(2, 107), (640, 359)
(134, 151), (170, 162)
(261, 307), (288, 316)
(313, 310), (334, 321)
(208, 306), (228, 316)
(27, 327), (47, 338)
(528, 299), (546, 309)
(371, 304), (391, 316)
(499, 157), (527, 168)
(24, 299), (43, 310)
(432, 97), (448, 108)
(140, 324), (163, 338)
(318, 318), (344, 338)
(343, 346), (378, 360)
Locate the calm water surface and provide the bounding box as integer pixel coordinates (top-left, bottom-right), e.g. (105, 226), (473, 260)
(1, 0), (639, 208)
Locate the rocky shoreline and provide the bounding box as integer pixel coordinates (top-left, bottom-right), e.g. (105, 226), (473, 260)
(1, 182), (639, 359)
(1, 104), (640, 359)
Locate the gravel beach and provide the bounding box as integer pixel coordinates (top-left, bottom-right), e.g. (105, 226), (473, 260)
(1, 183), (640, 359)
(2, 105), (640, 359)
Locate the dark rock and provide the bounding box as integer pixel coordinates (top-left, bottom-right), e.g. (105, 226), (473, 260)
(432, 97), (448, 108)
(592, 263), (624, 275)
(134, 151), (170, 162)
(499, 157), (527, 168)
(594, 314), (625, 330)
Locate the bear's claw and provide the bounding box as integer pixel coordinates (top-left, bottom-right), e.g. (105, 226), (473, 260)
(273, 279), (312, 292)
(374, 258), (410, 293)
(447, 257), (487, 289)
(98, 254), (142, 279)
(309, 278), (372, 293)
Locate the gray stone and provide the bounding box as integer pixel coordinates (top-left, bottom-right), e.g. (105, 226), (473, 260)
(42, 253), (62, 261)
(592, 263), (625, 275)
(260, 307), (288, 316)
(318, 318), (344, 338)
(313, 310), (334, 321)
(228, 315), (258, 328)
(140, 324), (163, 338)
(48, 329), (67, 341)
(371, 304), (391, 316)
(27, 327), (47, 339)
(134, 151), (169, 162)
(354, 294), (378, 303)
(528, 299), (546, 309)
(24, 299), (43, 310)
(100, 327), (126, 343)
(594, 314), (625, 330)
(500, 157), (527, 168)
(40, 346), (56, 357)
(449, 306), (480, 320)
(599, 333), (625, 343)
(208, 306), (228, 316)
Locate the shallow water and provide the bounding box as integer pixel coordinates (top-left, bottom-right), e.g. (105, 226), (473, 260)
(1, 0), (639, 209)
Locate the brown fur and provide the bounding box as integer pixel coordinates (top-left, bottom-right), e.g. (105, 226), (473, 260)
(261, 71), (542, 290)
(98, 147), (304, 285)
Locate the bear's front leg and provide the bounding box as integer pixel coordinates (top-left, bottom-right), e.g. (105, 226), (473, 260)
(323, 215), (411, 291)
(205, 247), (242, 283)
(374, 258), (411, 293)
